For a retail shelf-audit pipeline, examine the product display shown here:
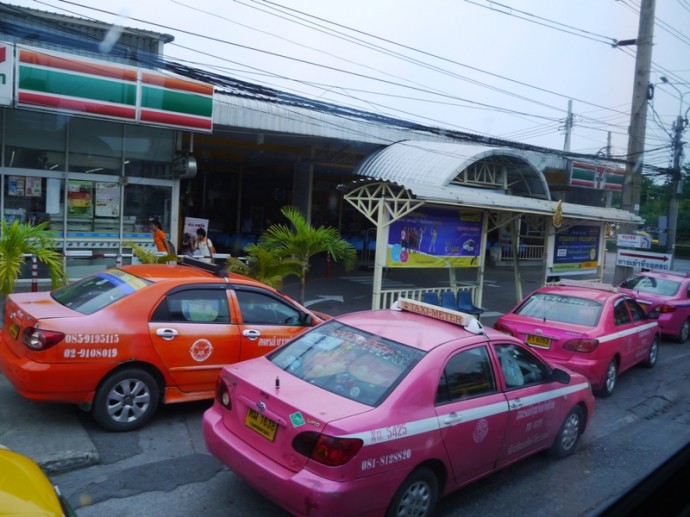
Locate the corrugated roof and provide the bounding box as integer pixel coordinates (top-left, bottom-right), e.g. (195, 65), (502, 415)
(345, 140), (642, 225)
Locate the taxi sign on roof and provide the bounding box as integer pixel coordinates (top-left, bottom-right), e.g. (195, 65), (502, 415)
(392, 297), (484, 335)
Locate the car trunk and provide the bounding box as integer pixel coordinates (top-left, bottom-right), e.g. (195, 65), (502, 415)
(218, 359), (371, 473)
(505, 320), (592, 361)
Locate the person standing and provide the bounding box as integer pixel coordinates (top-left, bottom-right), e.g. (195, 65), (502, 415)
(196, 228), (215, 263)
(150, 217), (168, 253)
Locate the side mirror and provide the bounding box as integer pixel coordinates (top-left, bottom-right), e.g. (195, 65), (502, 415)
(551, 368), (571, 385)
(300, 313), (313, 326)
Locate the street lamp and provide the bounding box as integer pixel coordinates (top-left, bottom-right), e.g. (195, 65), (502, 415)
(659, 77), (689, 263)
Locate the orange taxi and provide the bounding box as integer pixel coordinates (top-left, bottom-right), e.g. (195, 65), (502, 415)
(0, 259), (328, 431)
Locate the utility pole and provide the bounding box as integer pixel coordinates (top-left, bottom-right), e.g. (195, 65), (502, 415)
(563, 100), (573, 152)
(667, 110), (688, 262)
(614, 0), (656, 285)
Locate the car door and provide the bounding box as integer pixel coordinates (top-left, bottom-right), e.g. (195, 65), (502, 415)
(610, 297), (640, 371)
(233, 287), (314, 361)
(624, 297), (657, 367)
(493, 343), (566, 469)
(149, 285), (241, 393)
(434, 344), (509, 485)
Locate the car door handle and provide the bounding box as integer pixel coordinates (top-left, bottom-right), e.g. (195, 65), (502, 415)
(510, 398), (524, 409)
(443, 413), (463, 425)
(156, 328), (178, 341)
(243, 329), (261, 340)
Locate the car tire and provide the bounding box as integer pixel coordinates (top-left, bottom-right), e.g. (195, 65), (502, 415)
(92, 368), (160, 432)
(597, 359), (618, 398)
(385, 467), (439, 517)
(643, 336), (659, 368)
(550, 405), (584, 459)
(676, 319), (690, 344)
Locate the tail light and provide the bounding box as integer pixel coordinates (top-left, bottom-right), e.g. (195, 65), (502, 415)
(215, 377), (232, 409)
(493, 321), (515, 336)
(652, 304), (676, 314)
(22, 328), (65, 351)
(292, 431), (363, 466)
(563, 337), (599, 353)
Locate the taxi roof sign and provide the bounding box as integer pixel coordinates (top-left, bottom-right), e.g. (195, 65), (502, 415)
(392, 297), (484, 335)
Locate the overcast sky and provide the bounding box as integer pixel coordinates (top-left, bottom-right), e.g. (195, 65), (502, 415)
(7, 0), (689, 171)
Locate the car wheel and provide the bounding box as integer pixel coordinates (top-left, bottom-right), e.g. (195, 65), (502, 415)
(643, 336), (659, 368)
(676, 319), (690, 344)
(92, 368), (160, 432)
(550, 405), (584, 459)
(597, 359), (618, 398)
(385, 467), (439, 517)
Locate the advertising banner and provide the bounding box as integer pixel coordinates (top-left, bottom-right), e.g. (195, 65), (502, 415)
(552, 225), (600, 272)
(386, 208), (483, 268)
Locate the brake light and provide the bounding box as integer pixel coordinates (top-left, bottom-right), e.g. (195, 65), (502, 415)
(493, 321), (515, 336)
(652, 304), (676, 313)
(292, 431), (363, 466)
(22, 328), (65, 351)
(563, 337), (599, 353)
(215, 377), (232, 409)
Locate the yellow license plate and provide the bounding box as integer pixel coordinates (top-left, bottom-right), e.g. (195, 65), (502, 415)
(9, 322), (20, 340)
(245, 408), (278, 441)
(526, 334), (551, 349)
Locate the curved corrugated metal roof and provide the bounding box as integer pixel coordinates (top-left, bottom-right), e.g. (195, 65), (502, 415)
(354, 140), (553, 198)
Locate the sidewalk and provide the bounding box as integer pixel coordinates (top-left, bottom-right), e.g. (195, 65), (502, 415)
(2, 251), (687, 474)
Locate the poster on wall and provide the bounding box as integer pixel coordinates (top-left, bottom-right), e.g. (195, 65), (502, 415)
(95, 182), (121, 217)
(8, 176), (25, 196)
(67, 180), (93, 218)
(551, 225), (601, 272)
(183, 217), (208, 238)
(386, 208), (483, 268)
(25, 177), (42, 197)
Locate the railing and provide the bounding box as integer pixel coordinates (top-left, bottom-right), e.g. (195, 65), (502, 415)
(495, 244), (544, 262)
(379, 285), (477, 310)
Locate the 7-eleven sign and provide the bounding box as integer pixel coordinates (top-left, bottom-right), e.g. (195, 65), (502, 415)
(0, 43), (14, 106)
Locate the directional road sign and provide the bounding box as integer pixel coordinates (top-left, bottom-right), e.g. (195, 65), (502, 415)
(616, 250), (672, 271)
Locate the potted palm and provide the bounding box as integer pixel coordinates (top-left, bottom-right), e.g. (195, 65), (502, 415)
(0, 220), (67, 314)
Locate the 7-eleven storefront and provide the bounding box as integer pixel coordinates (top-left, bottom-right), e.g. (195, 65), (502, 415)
(0, 42), (212, 283)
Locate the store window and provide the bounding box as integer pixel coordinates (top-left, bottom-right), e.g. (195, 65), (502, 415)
(124, 124), (174, 179)
(68, 118), (124, 175)
(4, 109), (67, 170)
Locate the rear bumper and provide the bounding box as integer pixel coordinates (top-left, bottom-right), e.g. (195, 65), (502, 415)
(0, 336), (97, 406)
(202, 405), (396, 517)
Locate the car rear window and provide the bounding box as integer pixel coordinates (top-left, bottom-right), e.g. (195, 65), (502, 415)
(514, 292), (602, 326)
(620, 275), (680, 296)
(52, 269), (151, 315)
(269, 321), (424, 406)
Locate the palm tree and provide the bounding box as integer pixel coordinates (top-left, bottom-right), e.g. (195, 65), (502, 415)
(258, 206), (357, 303)
(224, 242), (302, 290)
(0, 220), (67, 306)
(127, 242), (178, 264)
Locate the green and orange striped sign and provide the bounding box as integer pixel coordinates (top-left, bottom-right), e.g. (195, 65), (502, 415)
(570, 161), (624, 191)
(16, 45), (213, 132)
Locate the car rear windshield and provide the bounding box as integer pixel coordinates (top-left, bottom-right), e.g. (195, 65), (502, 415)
(269, 321), (425, 406)
(514, 293), (603, 326)
(52, 269), (151, 315)
(620, 275), (681, 296)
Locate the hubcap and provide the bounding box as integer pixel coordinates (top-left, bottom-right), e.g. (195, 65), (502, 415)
(107, 379), (151, 423)
(605, 363), (616, 392)
(560, 413), (580, 451)
(397, 480), (431, 517)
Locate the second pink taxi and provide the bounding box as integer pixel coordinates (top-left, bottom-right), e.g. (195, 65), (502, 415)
(203, 298), (594, 517)
(494, 280), (660, 398)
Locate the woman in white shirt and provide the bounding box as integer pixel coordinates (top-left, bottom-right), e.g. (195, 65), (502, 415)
(195, 228), (215, 263)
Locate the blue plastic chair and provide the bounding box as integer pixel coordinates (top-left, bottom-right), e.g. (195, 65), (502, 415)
(457, 290), (485, 318)
(422, 292), (440, 306)
(440, 291), (456, 310)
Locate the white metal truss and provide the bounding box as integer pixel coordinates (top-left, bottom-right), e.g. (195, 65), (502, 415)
(343, 181), (425, 228)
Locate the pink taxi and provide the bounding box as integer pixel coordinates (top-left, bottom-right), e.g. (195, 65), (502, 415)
(203, 298), (594, 517)
(494, 280), (659, 398)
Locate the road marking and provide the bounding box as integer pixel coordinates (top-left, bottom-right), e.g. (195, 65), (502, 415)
(304, 295), (344, 307)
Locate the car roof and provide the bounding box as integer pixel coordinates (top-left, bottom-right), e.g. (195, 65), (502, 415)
(633, 270), (690, 281)
(333, 299), (493, 353)
(534, 283), (620, 303)
(116, 263), (271, 289)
